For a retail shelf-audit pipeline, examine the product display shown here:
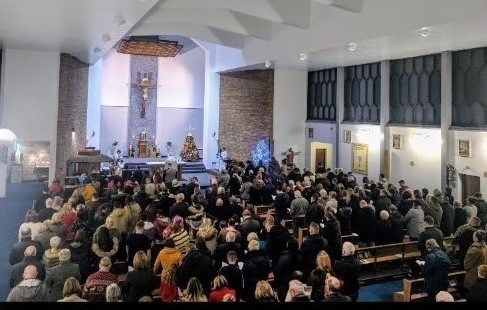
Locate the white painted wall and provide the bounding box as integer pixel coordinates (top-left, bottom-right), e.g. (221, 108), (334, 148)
(389, 126), (442, 191)
(158, 47), (205, 108)
(101, 50), (130, 107)
(196, 41), (220, 169)
(1, 49), (60, 187)
(305, 122), (337, 170)
(451, 130), (487, 202)
(273, 68), (307, 169)
(87, 59), (102, 148)
(339, 124), (382, 186)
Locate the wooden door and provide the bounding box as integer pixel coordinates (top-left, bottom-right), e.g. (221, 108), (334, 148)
(460, 174), (480, 204)
(315, 148), (327, 169)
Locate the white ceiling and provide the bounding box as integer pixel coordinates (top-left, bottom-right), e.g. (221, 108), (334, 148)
(1, 0), (487, 71)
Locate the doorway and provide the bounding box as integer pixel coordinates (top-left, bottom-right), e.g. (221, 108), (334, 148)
(460, 174), (480, 204)
(315, 148), (327, 170)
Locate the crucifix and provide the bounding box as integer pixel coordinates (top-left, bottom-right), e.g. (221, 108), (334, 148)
(133, 73), (156, 118)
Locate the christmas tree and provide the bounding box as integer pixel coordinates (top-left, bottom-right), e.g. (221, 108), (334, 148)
(180, 133), (199, 161)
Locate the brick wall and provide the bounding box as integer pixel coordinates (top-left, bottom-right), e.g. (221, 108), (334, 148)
(55, 54), (89, 181)
(219, 69), (274, 163)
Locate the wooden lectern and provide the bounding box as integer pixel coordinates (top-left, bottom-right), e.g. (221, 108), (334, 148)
(137, 132), (149, 157)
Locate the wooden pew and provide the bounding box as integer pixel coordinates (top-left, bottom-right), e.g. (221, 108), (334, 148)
(395, 270), (466, 302)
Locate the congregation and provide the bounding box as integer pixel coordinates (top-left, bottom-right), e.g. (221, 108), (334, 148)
(7, 158), (487, 303)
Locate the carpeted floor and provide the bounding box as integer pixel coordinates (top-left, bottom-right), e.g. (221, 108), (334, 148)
(0, 181), (403, 302)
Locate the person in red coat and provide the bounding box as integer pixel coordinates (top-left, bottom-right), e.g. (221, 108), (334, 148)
(209, 275), (236, 302)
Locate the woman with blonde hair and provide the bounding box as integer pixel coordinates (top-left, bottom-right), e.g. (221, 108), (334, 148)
(122, 250), (158, 302)
(160, 263), (179, 302)
(254, 280), (278, 302)
(58, 276), (87, 302)
(50, 212), (68, 241)
(196, 217), (218, 255)
(179, 277), (208, 302)
(209, 275), (236, 302)
(307, 250), (332, 302)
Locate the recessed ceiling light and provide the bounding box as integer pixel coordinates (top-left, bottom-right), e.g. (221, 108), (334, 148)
(299, 53), (307, 61)
(418, 27), (431, 38)
(264, 60), (272, 68)
(348, 42), (358, 51)
(93, 47), (101, 53)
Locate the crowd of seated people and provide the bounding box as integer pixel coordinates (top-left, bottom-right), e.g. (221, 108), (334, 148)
(7, 159), (487, 302)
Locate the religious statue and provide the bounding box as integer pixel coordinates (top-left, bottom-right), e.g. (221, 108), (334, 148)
(133, 73), (156, 118)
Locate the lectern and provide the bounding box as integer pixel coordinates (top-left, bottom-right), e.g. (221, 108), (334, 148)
(138, 132), (149, 157)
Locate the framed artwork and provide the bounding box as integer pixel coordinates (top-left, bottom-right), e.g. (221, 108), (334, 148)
(344, 130), (351, 143)
(458, 140), (471, 157)
(352, 143), (368, 174)
(392, 134), (401, 149)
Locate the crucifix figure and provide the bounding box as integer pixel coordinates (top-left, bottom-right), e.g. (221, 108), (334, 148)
(133, 73), (156, 118)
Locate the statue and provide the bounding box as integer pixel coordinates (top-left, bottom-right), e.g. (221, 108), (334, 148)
(133, 73), (156, 118)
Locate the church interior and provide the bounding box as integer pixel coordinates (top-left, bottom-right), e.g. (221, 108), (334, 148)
(1, 0), (487, 302)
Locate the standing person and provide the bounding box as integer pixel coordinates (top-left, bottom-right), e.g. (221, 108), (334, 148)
(6, 265), (49, 302)
(57, 277), (87, 302)
(122, 251), (158, 302)
(82, 257), (118, 302)
(285, 148), (295, 167)
(44, 249), (81, 302)
(467, 265), (487, 302)
(463, 230), (487, 292)
(333, 242), (361, 302)
(421, 238), (452, 301)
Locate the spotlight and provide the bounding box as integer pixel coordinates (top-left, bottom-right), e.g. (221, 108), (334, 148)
(265, 60), (272, 68)
(299, 53), (307, 61)
(418, 27), (431, 38)
(348, 42), (358, 51)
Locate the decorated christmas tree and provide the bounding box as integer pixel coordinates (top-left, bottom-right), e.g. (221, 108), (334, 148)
(180, 128), (199, 161)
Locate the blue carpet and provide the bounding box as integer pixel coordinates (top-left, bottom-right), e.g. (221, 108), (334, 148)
(358, 279), (402, 302)
(0, 181), (43, 301)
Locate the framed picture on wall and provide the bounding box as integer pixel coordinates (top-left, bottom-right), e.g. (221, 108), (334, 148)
(458, 139), (471, 157)
(344, 130), (351, 144)
(352, 143), (368, 174)
(392, 134), (401, 149)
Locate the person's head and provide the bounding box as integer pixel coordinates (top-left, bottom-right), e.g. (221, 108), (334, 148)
(309, 222), (320, 235)
(62, 276), (82, 298)
(105, 283), (121, 302)
(325, 275), (343, 295)
(316, 250), (332, 272)
(242, 209), (251, 219)
(424, 215), (435, 227)
(23, 265), (38, 280)
(222, 293), (237, 302)
(477, 264), (487, 279)
(185, 277), (205, 298)
(425, 238), (440, 252)
(99, 256), (112, 271)
(58, 248), (71, 263)
(473, 229), (487, 243)
(20, 226), (32, 239)
(247, 232), (259, 243)
(133, 250), (149, 270)
(379, 210), (390, 221)
(255, 280), (275, 300)
(248, 239), (260, 251)
(212, 275), (228, 290)
(24, 245), (37, 258)
(24, 209), (39, 223)
(225, 231), (236, 243)
(50, 235), (62, 248)
(227, 250), (238, 264)
(138, 295), (153, 302)
(435, 290), (454, 302)
(164, 237), (176, 248)
(342, 241), (355, 257)
(469, 216), (481, 228)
